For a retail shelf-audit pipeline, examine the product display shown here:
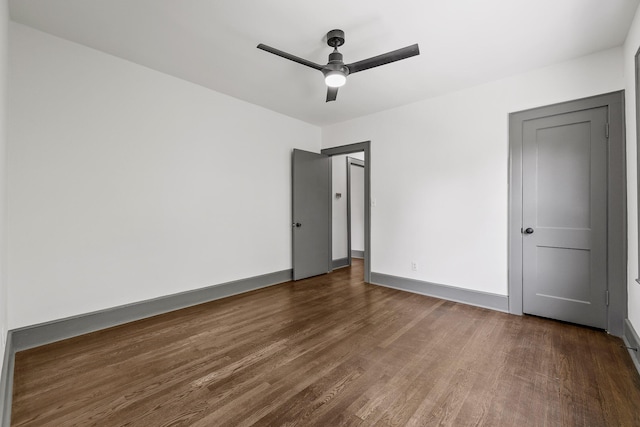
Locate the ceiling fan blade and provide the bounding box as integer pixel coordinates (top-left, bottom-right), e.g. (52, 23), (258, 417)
(326, 86), (338, 102)
(257, 44), (324, 71)
(346, 44), (420, 74)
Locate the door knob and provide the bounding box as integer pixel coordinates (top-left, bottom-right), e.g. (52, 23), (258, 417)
(293, 223), (302, 228)
(524, 227), (534, 234)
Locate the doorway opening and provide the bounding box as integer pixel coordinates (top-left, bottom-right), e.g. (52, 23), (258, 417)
(329, 154), (365, 273)
(347, 156), (365, 267)
(322, 141), (371, 283)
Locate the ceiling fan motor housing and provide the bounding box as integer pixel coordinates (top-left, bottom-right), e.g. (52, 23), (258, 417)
(325, 33), (349, 77)
(326, 51), (349, 73)
(329, 50), (343, 63)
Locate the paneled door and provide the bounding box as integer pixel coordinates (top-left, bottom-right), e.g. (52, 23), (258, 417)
(522, 107), (608, 328)
(292, 149), (331, 280)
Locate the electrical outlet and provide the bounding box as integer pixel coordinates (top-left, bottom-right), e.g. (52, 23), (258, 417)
(411, 261), (417, 271)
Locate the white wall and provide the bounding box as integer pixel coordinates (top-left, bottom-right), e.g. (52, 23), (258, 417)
(350, 164), (365, 253)
(0, 0), (7, 369)
(624, 7), (640, 336)
(331, 154), (349, 260)
(7, 23), (320, 329)
(323, 47), (624, 295)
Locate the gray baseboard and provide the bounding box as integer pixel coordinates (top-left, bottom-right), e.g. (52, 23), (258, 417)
(623, 319), (640, 377)
(370, 272), (509, 313)
(351, 250), (364, 259)
(11, 268), (292, 352)
(332, 257), (349, 270)
(0, 331), (14, 427)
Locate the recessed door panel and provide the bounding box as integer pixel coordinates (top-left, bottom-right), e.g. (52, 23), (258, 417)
(536, 123), (591, 229)
(535, 246), (590, 303)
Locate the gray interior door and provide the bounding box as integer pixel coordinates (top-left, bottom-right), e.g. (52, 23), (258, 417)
(292, 149), (330, 280)
(522, 107), (608, 328)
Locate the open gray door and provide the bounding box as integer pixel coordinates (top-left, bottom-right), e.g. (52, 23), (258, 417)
(292, 149), (331, 280)
(522, 107), (608, 328)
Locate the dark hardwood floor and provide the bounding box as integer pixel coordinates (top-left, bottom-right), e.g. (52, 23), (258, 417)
(11, 260), (640, 426)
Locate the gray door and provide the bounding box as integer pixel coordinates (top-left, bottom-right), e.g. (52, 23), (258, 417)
(292, 149), (331, 280)
(522, 107), (608, 328)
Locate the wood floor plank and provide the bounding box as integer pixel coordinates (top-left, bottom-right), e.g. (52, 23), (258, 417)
(11, 260), (640, 426)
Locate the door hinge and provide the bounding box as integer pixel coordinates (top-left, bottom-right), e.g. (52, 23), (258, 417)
(606, 290), (610, 306)
(605, 123), (610, 139)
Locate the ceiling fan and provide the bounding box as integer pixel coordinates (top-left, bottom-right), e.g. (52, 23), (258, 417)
(257, 29), (420, 102)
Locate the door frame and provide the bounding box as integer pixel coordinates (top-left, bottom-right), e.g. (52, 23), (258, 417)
(347, 157), (365, 267)
(508, 91), (626, 336)
(322, 141), (372, 283)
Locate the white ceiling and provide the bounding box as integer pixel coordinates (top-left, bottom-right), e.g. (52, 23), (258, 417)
(9, 0), (640, 126)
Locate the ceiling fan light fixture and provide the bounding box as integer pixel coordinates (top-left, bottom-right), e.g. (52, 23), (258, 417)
(257, 29), (419, 102)
(325, 70), (346, 88)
